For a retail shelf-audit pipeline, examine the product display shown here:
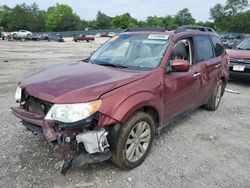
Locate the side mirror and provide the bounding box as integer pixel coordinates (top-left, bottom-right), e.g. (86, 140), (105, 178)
(171, 59), (190, 72)
(90, 51), (95, 56)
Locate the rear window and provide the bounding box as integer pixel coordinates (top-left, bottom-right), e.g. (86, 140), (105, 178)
(210, 36), (224, 57)
(194, 36), (214, 63)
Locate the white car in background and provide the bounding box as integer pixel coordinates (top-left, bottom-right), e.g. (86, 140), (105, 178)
(11, 30), (33, 38)
(108, 32), (116, 37)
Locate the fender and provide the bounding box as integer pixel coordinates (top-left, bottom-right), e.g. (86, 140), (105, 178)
(114, 90), (162, 122)
(98, 91), (163, 128)
(98, 90), (163, 128)
(97, 68), (164, 129)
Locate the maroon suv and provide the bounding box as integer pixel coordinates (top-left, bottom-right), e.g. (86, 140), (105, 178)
(11, 26), (229, 173)
(227, 35), (250, 78)
(73, 34), (95, 42)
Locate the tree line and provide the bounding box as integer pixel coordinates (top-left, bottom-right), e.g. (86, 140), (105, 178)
(0, 0), (249, 33)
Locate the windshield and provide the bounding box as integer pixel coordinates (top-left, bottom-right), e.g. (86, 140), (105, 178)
(90, 33), (170, 70)
(234, 37), (250, 50)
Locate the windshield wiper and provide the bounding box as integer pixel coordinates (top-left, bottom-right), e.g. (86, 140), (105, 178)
(98, 62), (129, 69)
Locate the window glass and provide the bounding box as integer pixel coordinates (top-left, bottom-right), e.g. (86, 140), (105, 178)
(194, 36), (214, 62)
(90, 34), (170, 70)
(211, 36), (224, 57)
(166, 39), (192, 72)
(234, 37), (250, 50)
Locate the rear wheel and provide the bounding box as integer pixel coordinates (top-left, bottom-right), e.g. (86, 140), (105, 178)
(111, 112), (155, 169)
(204, 80), (223, 111)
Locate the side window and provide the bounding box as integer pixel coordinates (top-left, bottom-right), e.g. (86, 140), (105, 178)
(194, 36), (214, 63)
(211, 36), (224, 57)
(170, 39), (192, 63)
(166, 38), (192, 72)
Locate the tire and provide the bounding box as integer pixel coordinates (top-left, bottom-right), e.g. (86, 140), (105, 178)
(111, 111), (155, 169)
(204, 80), (223, 111)
(86, 40), (89, 42)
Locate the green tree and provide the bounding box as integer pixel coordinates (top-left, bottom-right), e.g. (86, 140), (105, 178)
(28, 3), (46, 31)
(175, 8), (196, 26)
(111, 13), (137, 29)
(0, 5), (11, 30)
(46, 4), (81, 31)
(1, 3), (46, 31)
(162, 15), (179, 29)
(96, 11), (112, 29)
(228, 10), (250, 32)
(225, 0), (248, 15)
(146, 16), (164, 27)
(210, 0), (249, 31)
(7, 3), (32, 31)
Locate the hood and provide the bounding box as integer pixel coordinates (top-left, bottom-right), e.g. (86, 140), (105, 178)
(226, 49), (250, 60)
(20, 62), (149, 104)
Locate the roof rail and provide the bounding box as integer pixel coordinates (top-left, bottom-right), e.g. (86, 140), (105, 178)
(124, 27), (167, 32)
(175, 25), (216, 33)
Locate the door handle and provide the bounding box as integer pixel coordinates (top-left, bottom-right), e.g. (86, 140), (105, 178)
(193, 72), (201, 77)
(215, 64), (221, 68)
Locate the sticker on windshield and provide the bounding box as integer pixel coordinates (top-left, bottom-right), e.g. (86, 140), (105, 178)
(110, 35), (119, 41)
(148, 34), (169, 40)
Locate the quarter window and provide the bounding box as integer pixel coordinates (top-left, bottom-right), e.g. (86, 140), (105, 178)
(211, 36), (224, 57)
(194, 36), (214, 63)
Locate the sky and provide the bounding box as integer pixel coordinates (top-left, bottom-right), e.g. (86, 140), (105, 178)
(1, 0), (228, 22)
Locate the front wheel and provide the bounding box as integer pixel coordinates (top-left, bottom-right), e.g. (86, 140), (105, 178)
(204, 80), (223, 111)
(111, 112), (155, 169)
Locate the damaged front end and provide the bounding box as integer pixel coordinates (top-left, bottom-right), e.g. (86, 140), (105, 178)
(11, 87), (115, 174)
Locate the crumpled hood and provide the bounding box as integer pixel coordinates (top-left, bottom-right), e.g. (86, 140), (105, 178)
(20, 62), (149, 103)
(226, 49), (250, 60)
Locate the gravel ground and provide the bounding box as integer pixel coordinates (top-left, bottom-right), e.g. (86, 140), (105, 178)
(0, 38), (250, 188)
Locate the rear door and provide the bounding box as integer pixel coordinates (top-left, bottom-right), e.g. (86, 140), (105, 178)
(193, 35), (216, 101)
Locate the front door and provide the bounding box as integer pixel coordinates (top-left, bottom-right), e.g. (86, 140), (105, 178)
(163, 38), (203, 121)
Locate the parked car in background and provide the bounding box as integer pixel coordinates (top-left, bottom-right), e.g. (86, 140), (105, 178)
(73, 34), (95, 42)
(39, 34), (49, 40)
(11, 26), (229, 174)
(100, 32), (108, 37)
(95, 33), (101, 37)
(220, 33), (246, 49)
(227, 35), (250, 78)
(108, 32), (116, 37)
(47, 33), (64, 42)
(11, 30), (32, 38)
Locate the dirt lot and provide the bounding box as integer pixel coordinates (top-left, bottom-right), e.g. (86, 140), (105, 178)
(0, 38), (250, 188)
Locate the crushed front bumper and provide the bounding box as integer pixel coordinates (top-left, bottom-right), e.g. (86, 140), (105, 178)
(11, 106), (112, 174)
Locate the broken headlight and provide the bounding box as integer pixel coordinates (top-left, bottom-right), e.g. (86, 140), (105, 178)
(45, 100), (102, 123)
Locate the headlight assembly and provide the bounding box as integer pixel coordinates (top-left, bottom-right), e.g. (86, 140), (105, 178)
(15, 86), (22, 103)
(45, 100), (102, 123)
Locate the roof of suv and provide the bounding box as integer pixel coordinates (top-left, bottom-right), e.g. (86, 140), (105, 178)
(122, 26), (219, 38)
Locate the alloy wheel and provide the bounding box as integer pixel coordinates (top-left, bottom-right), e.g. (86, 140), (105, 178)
(125, 121), (151, 162)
